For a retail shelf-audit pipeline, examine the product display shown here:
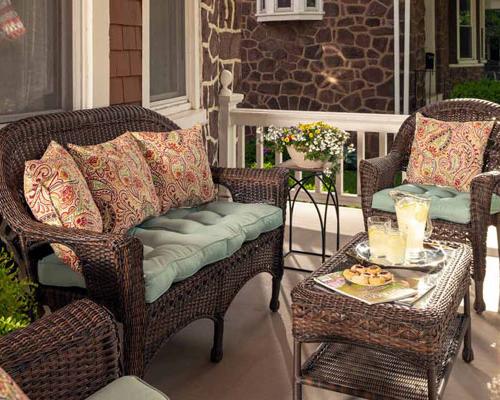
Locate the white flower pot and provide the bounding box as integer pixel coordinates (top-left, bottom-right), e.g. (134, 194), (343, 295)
(287, 146), (324, 169)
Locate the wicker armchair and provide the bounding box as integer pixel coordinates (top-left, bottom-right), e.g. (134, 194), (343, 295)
(0, 300), (121, 400)
(360, 99), (500, 313)
(0, 105), (288, 377)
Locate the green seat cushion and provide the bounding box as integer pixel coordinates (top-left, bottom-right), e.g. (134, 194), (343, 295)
(372, 184), (500, 224)
(37, 201), (283, 303)
(86, 376), (169, 400)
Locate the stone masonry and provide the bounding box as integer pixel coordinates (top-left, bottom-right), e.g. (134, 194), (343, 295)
(239, 0), (399, 113)
(201, 0), (241, 164)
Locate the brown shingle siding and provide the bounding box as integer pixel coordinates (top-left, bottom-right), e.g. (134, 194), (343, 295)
(109, 0), (142, 105)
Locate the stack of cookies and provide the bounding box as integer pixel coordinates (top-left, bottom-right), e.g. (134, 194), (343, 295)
(343, 264), (393, 286)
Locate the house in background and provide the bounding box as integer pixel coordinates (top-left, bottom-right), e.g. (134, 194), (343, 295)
(0, 0), (491, 165)
(239, 0), (488, 114)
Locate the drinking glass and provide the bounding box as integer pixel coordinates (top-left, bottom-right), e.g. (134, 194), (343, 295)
(385, 226), (406, 265)
(367, 216), (391, 260)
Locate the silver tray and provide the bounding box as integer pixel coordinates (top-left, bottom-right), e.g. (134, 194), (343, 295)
(354, 240), (447, 269)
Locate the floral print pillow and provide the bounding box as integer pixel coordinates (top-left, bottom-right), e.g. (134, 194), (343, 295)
(24, 141), (103, 272)
(130, 125), (216, 214)
(406, 113), (494, 192)
(0, 368), (28, 400)
(68, 133), (160, 234)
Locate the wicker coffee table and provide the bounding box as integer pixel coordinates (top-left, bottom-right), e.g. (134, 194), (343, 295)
(291, 233), (473, 400)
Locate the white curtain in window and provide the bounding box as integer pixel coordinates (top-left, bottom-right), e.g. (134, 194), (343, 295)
(0, 0), (71, 122)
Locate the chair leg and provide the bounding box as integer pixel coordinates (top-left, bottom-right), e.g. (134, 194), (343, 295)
(427, 366), (438, 400)
(122, 319), (146, 378)
(211, 314), (224, 363)
(473, 279), (486, 314)
(270, 275), (282, 312)
(470, 227), (488, 314)
(462, 286), (474, 363)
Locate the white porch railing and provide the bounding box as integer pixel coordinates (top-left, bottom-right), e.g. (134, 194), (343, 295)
(218, 70), (409, 206)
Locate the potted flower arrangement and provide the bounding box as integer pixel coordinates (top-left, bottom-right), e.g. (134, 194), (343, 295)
(263, 122), (354, 173)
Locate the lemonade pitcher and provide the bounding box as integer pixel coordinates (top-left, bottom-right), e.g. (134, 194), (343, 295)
(390, 191), (433, 262)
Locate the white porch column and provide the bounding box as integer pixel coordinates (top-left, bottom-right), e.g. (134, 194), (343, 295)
(218, 70), (244, 168)
(403, 0), (411, 114)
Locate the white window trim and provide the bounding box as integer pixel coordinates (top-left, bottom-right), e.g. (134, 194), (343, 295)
(480, 0), (487, 62)
(142, 0), (202, 121)
(256, 0), (324, 22)
(456, 0), (478, 63)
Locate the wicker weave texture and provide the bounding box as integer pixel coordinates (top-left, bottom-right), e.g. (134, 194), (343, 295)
(359, 99), (500, 314)
(0, 105), (288, 377)
(0, 299), (121, 400)
(292, 233), (472, 362)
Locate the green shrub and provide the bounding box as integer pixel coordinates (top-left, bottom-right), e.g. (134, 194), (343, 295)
(450, 79), (500, 104)
(0, 247), (37, 336)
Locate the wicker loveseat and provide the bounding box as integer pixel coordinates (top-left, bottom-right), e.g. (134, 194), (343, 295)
(0, 299), (170, 400)
(0, 105), (288, 377)
(360, 99), (500, 313)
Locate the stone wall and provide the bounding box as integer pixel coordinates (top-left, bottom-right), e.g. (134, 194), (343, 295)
(201, 0), (241, 164)
(239, 0), (399, 113)
(109, 0), (142, 105)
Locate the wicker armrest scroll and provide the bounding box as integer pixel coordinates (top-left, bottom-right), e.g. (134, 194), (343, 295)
(0, 299), (121, 400)
(211, 167), (289, 211)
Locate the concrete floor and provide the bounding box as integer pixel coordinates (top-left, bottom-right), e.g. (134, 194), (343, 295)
(146, 203), (500, 400)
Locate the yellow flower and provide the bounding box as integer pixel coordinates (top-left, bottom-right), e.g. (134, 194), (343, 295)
(284, 137), (289, 143)
(309, 133), (314, 138)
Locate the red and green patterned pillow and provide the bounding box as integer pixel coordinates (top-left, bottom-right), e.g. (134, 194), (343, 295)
(0, 367), (29, 400)
(130, 125), (216, 214)
(68, 133), (161, 234)
(24, 141), (103, 272)
(406, 113), (494, 192)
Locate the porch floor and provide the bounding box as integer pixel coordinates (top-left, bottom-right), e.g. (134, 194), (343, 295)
(145, 203), (500, 400)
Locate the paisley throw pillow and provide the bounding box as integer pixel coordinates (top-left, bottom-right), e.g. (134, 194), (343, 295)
(406, 113), (494, 192)
(130, 125), (216, 213)
(68, 133), (160, 234)
(0, 368), (29, 400)
(24, 141), (103, 272)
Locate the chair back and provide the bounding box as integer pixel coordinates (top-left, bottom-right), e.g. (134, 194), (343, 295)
(0, 105), (179, 231)
(391, 99), (500, 172)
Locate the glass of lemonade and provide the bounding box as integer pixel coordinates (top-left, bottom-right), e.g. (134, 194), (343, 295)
(385, 225), (406, 265)
(393, 194), (432, 262)
(367, 216), (391, 260)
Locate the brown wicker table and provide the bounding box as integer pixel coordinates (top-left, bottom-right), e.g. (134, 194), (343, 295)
(291, 233), (473, 400)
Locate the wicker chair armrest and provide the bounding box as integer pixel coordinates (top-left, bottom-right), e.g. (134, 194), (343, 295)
(18, 217), (147, 366)
(211, 167), (289, 210)
(0, 299), (121, 400)
(470, 171), (500, 221)
(359, 153), (402, 219)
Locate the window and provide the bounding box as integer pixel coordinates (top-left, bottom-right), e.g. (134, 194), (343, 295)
(256, 0), (323, 22)
(150, 0), (186, 103)
(143, 0), (200, 117)
(277, 0), (292, 9)
(458, 0), (474, 60)
(0, 0), (72, 123)
(455, 0), (486, 64)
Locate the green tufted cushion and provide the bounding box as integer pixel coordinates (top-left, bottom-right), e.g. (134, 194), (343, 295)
(372, 184), (500, 224)
(37, 201), (283, 303)
(86, 376), (169, 400)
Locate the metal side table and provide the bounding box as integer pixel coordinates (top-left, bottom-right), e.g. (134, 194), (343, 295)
(278, 160), (340, 273)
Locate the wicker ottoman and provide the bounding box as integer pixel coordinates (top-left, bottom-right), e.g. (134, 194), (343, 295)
(291, 233), (473, 400)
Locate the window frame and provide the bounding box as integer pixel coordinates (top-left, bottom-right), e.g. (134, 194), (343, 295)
(456, 0), (478, 63)
(142, 0), (201, 117)
(256, 0), (323, 22)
